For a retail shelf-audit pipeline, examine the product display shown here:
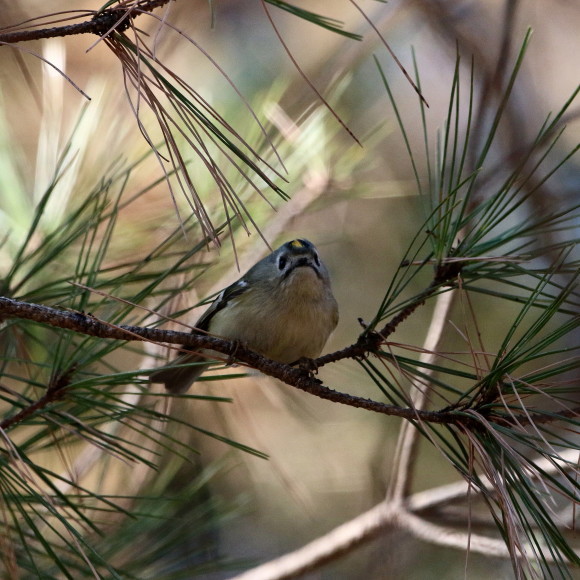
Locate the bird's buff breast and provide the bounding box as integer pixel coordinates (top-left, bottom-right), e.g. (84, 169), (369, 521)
(209, 270), (337, 363)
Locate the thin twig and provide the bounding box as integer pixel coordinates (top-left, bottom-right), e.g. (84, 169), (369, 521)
(388, 286), (456, 502)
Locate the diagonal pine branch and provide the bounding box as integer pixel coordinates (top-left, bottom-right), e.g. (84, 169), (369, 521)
(1, 296), (577, 430)
(0, 296), (466, 426)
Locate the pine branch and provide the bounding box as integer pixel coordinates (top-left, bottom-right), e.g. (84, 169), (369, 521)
(0, 1), (168, 44)
(1, 296), (577, 430)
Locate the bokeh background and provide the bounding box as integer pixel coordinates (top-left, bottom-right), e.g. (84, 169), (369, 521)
(1, 1), (579, 578)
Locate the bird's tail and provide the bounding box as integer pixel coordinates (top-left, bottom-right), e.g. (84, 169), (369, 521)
(149, 352), (209, 394)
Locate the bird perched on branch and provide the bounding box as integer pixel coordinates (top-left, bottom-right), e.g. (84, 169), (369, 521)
(150, 239), (339, 393)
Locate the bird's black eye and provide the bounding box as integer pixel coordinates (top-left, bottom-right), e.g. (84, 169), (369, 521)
(278, 255), (288, 270)
(313, 252), (321, 267)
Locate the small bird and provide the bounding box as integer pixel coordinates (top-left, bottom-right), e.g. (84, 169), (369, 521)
(149, 239), (339, 393)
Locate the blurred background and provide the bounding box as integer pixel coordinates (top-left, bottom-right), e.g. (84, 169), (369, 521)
(0, 1), (578, 578)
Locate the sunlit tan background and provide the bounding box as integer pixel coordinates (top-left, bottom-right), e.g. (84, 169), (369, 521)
(1, 1), (578, 578)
